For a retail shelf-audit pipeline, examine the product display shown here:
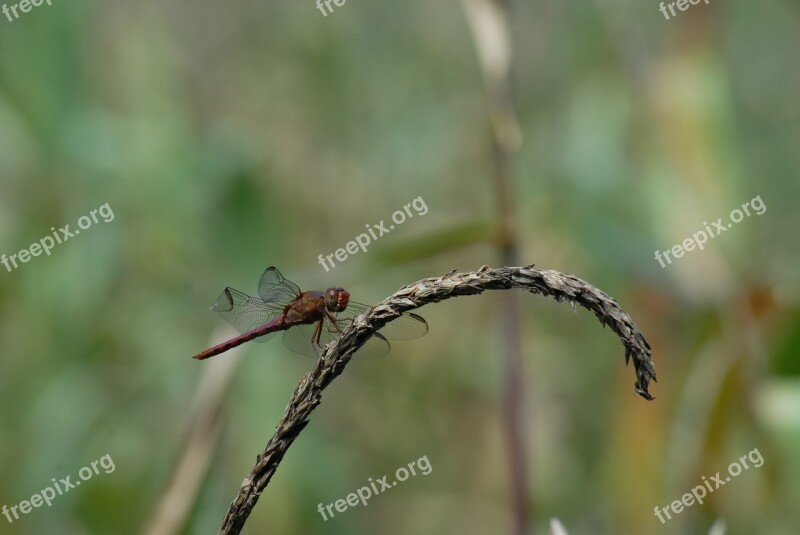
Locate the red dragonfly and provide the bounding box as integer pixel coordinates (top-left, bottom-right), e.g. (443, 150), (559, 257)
(193, 267), (428, 360)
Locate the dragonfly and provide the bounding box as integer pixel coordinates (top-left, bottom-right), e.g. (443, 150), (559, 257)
(193, 267), (428, 360)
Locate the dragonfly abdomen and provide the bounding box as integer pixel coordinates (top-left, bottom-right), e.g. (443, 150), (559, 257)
(192, 316), (288, 360)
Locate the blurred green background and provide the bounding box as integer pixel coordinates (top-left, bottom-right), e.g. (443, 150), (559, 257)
(1, 0), (798, 533)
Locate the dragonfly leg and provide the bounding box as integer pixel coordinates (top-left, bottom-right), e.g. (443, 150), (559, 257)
(312, 319), (324, 345)
(326, 312), (344, 334)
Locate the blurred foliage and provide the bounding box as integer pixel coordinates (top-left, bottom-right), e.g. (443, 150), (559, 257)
(0, 0), (798, 534)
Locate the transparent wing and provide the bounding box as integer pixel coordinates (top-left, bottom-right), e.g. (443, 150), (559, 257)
(257, 266), (302, 304)
(210, 287), (283, 343)
(324, 313), (392, 359)
(352, 332), (391, 359)
(281, 323), (322, 359)
(281, 319), (391, 360)
(339, 301), (429, 340)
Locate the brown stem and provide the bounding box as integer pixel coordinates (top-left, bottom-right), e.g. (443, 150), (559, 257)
(461, 0), (528, 529)
(216, 265), (656, 534)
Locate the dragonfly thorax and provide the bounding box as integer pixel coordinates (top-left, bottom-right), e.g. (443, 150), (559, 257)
(325, 287), (349, 312)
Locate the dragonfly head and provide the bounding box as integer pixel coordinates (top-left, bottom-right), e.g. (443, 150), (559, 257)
(325, 287), (350, 312)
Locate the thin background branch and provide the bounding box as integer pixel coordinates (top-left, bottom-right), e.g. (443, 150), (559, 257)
(217, 265), (656, 534)
(460, 0), (529, 532)
(144, 329), (242, 535)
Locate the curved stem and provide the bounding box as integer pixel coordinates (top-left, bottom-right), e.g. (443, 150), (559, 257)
(217, 265), (657, 534)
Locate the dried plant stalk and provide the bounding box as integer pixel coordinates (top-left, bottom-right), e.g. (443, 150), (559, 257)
(217, 265), (656, 534)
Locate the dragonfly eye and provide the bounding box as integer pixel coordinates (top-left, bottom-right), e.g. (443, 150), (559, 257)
(326, 288), (349, 312)
(336, 289), (350, 311)
(323, 288), (338, 311)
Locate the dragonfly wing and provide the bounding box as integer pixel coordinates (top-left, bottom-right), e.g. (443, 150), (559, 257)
(323, 315), (391, 359)
(211, 287), (282, 343)
(281, 318), (391, 360)
(281, 318), (346, 358)
(341, 301), (429, 341)
(281, 323), (322, 359)
(257, 266), (302, 304)
(353, 332), (391, 359)
(376, 312), (428, 340)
